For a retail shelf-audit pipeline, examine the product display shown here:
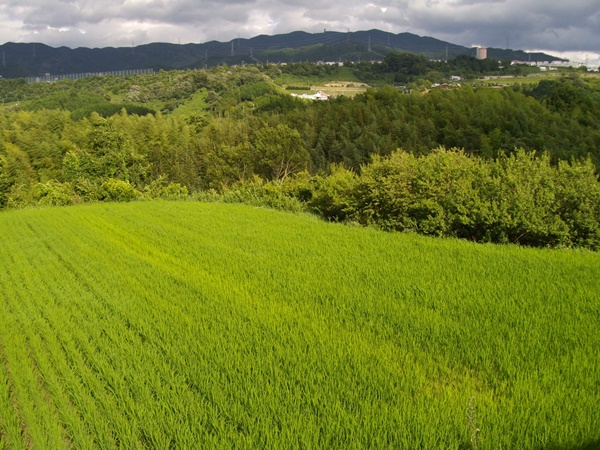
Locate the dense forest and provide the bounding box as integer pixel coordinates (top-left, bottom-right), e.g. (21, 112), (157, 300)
(1, 57), (599, 249)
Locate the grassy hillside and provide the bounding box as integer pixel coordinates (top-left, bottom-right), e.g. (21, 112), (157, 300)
(0, 202), (598, 449)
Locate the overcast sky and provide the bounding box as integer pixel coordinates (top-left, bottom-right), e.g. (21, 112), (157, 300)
(0, 0), (598, 66)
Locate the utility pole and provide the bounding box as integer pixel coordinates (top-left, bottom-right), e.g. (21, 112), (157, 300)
(368, 35), (371, 52)
(231, 40), (234, 57)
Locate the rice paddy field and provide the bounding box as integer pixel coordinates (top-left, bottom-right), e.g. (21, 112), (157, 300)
(0, 201), (599, 449)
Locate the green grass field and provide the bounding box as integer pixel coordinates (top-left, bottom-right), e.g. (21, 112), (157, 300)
(0, 201), (598, 449)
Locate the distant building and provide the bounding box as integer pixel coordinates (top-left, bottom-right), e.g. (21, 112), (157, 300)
(476, 47), (487, 59)
(291, 91), (330, 101)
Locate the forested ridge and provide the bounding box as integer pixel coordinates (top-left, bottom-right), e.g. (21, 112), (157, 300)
(0, 30), (561, 78)
(1, 60), (599, 249)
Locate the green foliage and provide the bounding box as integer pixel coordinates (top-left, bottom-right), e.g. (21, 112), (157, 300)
(553, 159), (600, 249)
(239, 81), (278, 101)
(70, 177), (102, 203)
(97, 178), (140, 202)
(346, 148), (600, 249)
(1, 67), (599, 251)
(524, 77), (600, 134)
(62, 114), (149, 186)
(0, 155), (9, 208)
(142, 177), (189, 200)
(278, 79), (600, 169)
(490, 150), (568, 247)
(204, 176), (305, 212)
(253, 93), (306, 114)
(448, 55), (500, 76)
(4, 182), (36, 209)
(71, 103), (156, 120)
(0, 141), (37, 208)
(285, 85), (311, 90)
(0, 77), (27, 103)
(279, 61), (340, 78)
(304, 164), (358, 221)
(16, 83), (154, 119)
(350, 53), (507, 83)
(0, 109), (72, 183)
(382, 52), (429, 82)
(202, 146), (600, 250)
(253, 123), (310, 181)
(4, 67), (599, 179)
(35, 180), (76, 206)
(354, 148), (487, 236)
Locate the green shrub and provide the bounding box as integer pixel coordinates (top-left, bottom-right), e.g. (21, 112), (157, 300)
(72, 178), (101, 203)
(306, 165), (358, 221)
(346, 147), (600, 249)
(489, 150), (571, 247)
(211, 176), (305, 212)
(36, 181), (77, 207)
(143, 177), (189, 200)
(5, 183), (36, 209)
(98, 178), (140, 202)
(553, 158), (600, 249)
(353, 148), (486, 235)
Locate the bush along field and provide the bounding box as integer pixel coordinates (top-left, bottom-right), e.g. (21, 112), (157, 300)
(210, 147), (600, 251)
(2, 70), (600, 251)
(0, 201), (599, 449)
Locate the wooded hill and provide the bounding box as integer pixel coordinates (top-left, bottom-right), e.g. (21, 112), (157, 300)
(0, 62), (598, 249)
(0, 29), (562, 78)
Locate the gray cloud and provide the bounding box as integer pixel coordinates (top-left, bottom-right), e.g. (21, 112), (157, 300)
(0, 0), (598, 64)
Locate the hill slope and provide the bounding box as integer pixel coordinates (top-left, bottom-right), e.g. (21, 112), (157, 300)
(0, 201), (598, 448)
(0, 29), (561, 78)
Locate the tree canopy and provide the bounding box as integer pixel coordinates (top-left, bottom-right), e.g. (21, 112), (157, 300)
(1, 63), (599, 249)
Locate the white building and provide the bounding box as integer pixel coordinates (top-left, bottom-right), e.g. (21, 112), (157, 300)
(291, 91), (330, 100)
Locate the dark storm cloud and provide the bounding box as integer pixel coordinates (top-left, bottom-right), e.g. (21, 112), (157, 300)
(404, 0), (599, 52)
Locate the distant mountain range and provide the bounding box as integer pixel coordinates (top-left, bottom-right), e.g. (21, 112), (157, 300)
(0, 29), (562, 78)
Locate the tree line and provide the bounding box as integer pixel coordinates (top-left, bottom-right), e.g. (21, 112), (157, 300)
(1, 64), (599, 249)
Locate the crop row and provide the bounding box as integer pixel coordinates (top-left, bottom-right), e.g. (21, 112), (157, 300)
(0, 202), (599, 449)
